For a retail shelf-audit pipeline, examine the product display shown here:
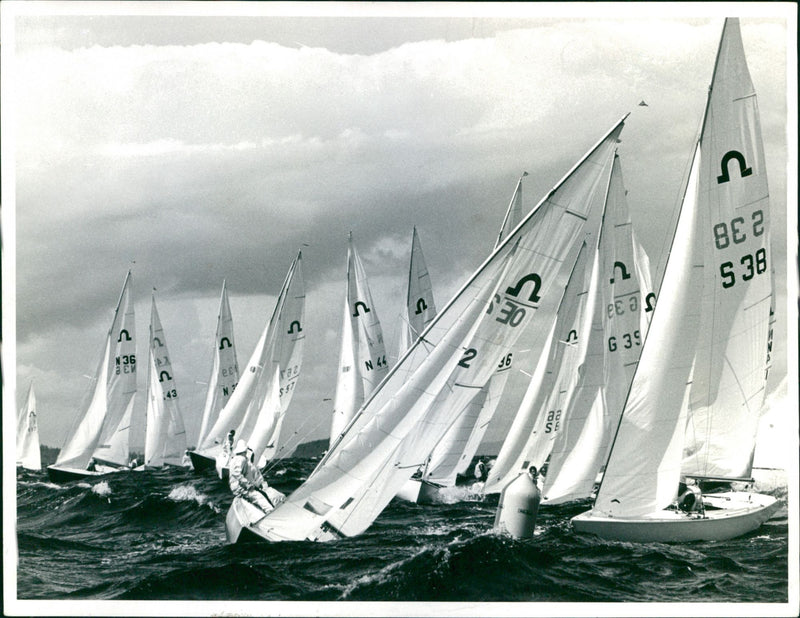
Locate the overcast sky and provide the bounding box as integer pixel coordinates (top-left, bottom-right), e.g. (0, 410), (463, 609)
(3, 2), (795, 455)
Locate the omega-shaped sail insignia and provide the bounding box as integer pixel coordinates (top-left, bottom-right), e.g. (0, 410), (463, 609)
(610, 261), (631, 284)
(352, 301), (370, 317)
(716, 150), (753, 184)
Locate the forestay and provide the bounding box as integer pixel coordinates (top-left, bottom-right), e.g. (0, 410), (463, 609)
(253, 117), (627, 541)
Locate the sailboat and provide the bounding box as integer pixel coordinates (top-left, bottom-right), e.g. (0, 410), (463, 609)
(188, 281), (240, 472)
(540, 155), (653, 505)
(397, 173), (530, 503)
(47, 271), (137, 482)
(397, 227), (437, 356)
(205, 252), (305, 477)
(225, 115), (627, 542)
(486, 154), (654, 500)
(16, 382), (41, 471)
(143, 293), (188, 468)
(329, 233), (389, 446)
(572, 18), (780, 542)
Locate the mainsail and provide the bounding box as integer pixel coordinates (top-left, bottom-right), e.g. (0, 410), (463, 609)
(398, 227), (437, 356)
(144, 294), (188, 468)
(247, 117), (626, 541)
(485, 237), (599, 494)
(418, 173), (532, 490)
(195, 281), (240, 453)
(51, 271), (137, 471)
(205, 252), (305, 465)
(541, 155), (653, 504)
(329, 234), (389, 444)
(589, 18), (773, 520)
(16, 382), (41, 470)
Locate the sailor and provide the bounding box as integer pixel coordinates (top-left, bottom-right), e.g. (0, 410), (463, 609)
(474, 458), (487, 481)
(223, 429), (236, 456)
(228, 439), (274, 512)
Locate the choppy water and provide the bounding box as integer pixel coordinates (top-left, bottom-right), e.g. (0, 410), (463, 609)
(14, 460), (790, 608)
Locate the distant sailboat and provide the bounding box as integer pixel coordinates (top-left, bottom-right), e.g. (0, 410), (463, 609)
(329, 233), (389, 446)
(47, 271), (137, 482)
(397, 227), (437, 356)
(207, 252), (305, 477)
(188, 281), (240, 472)
(540, 155), (653, 505)
(143, 293), (188, 468)
(397, 173), (529, 503)
(16, 382), (41, 471)
(486, 154), (654, 499)
(572, 19), (779, 542)
(225, 116), (627, 542)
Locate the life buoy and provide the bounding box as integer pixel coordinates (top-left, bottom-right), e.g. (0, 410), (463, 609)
(678, 486), (702, 513)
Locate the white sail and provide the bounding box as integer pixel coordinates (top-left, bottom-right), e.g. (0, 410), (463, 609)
(421, 172), (531, 490)
(398, 227), (437, 355)
(329, 234), (389, 444)
(543, 155), (653, 504)
(54, 271), (136, 470)
(144, 295), (188, 467)
(590, 19), (773, 521)
(16, 382), (41, 470)
(485, 240), (598, 493)
(204, 253), (304, 463)
(196, 281), (239, 451)
(253, 256), (306, 462)
(248, 366), (283, 463)
(248, 117), (626, 541)
(680, 17), (773, 481)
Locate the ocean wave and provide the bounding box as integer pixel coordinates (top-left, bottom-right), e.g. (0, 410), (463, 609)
(167, 484), (221, 514)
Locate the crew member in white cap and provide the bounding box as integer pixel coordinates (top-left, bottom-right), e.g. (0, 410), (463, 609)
(228, 439), (273, 512)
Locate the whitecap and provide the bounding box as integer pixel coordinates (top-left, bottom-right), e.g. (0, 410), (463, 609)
(92, 481), (112, 497)
(167, 483), (221, 513)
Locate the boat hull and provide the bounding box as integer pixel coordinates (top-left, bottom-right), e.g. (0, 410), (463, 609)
(572, 492), (780, 542)
(395, 478), (443, 504)
(188, 451), (217, 473)
(46, 465), (115, 483)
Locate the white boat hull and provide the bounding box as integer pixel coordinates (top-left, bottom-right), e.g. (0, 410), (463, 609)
(572, 491), (780, 542)
(395, 478), (443, 504)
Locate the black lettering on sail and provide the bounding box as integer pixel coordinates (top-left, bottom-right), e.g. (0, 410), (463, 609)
(414, 298), (428, 315)
(219, 337), (232, 350)
(645, 292), (657, 313)
(505, 273), (542, 304)
(717, 150), (753, 184)
(118, 329), (132, 342)
(159, 370), (172, 382)
(352, 301), (370, 317)
(288, 320), (302, 334)
(610, 261), (631, 284)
